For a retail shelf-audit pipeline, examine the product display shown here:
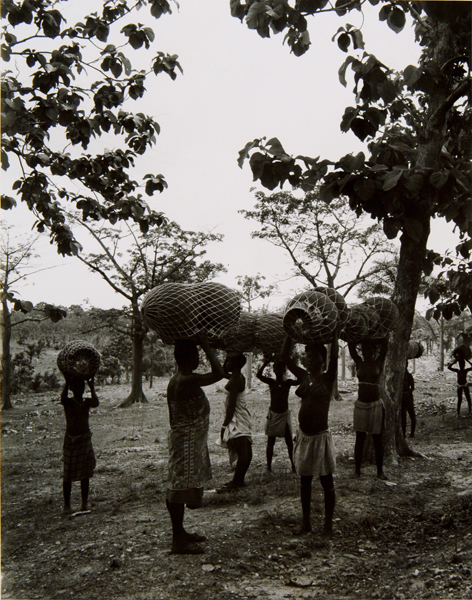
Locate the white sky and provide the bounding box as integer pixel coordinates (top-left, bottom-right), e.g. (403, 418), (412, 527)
(1, 1), (462, 312)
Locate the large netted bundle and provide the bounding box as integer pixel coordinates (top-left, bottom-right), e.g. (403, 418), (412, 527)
(364, 297), (399, 337)
(314, 286), (349, 325)
(141, 282), (242, 343)
(57, 340), (101, 378)
(407, 341), (425, 360)
(339, 307), (369, 343)
(210, 311), (256, 353)
(357, 303), (382, 337)
(254, 312), (286, 354)
(283, 290), (338, 344)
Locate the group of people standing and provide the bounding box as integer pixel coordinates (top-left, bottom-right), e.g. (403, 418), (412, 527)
(58, 330), (471, 557)
(164, 327), (394, 554)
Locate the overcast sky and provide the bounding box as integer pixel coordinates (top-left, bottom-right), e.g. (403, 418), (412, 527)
(2, 1), (462, 312)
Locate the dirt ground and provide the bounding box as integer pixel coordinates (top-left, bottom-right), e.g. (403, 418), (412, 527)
(2, 360), (472, 600)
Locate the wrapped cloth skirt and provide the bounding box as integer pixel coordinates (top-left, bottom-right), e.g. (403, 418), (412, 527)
(166, 413), (211, 506)
(63, 432), (96, 482)
(293, 429), (336, 477)
(265, 408), (292, 438)
(353, 399), (384, 434)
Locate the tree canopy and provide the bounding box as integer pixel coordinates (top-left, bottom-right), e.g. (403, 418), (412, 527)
(231, 0), (471, 458)
(242, 190), (395, 295)
(1, 0), (181, 255)
(234, 0), (471, 310)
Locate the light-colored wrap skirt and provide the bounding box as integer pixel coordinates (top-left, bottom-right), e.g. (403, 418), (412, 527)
(293, 429), (336, 477)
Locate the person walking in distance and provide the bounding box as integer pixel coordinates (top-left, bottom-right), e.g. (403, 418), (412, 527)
(401, 362), (416, 438)
(447, 347), (472, 417)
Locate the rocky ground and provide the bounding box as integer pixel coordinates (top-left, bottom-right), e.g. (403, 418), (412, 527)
(2, 362), (471, 599)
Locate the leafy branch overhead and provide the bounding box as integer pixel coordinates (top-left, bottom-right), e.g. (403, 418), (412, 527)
(234, 1), (471, 313)
(1, 0), (182, 255)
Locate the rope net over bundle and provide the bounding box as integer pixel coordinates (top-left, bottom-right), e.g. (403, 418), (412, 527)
(340, 308), (369, 343)
(57, 340), (101, 379)
(314, 286), (349, 326)
(141, 282), (242, 343)
(364, 297), (399, 338)
(340, 297), (399, 343)
(210, 311), (256, 353)
(283, 290), (339, 344)
(254, 312), (286, 354)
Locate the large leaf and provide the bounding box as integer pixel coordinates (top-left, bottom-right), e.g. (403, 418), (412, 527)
(1, 195), (17, 209)
(354, 178), (376, 201)
(382, 169), (403, 191)
(387, 6), (406, 33)
(383, 217), (401, 239)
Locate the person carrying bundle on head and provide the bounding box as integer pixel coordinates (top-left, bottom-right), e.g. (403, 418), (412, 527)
(166, 334), (226, 555)
(61, 374), (99, 516)
(281, 327), (339, 538)
(217, 353), (253, 492)
(447, 347), (472, 417)
(401, 362), (416, 438)
(348, 338), (389, 480)
(256, 354), (298, 473)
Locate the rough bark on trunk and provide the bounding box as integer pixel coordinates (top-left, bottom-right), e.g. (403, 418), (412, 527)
(383, 215), (431, 461)
(119, 302), (148, 408)
(1, 299), (13, 410)
(382, 21), (456, 461)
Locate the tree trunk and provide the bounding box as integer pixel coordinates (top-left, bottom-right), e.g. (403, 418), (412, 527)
(246, 352), (253, 389)
(382, 19), (456, 462)
(439, 316), (444, 371)
(383, 215), (431, 461)
(119, 302), (148, 408)
(1, 299), (13, 410)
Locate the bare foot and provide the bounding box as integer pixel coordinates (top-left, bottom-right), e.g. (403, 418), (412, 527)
(216, 481), (245, 493)
(353, 471), (361, 479)
(171, 540), (205, 555)
(183, 531), (207, 543)
(62, 506), (72, 516)
(377, 471), (389, 481)
(322, 526), (333, 539)
(293, 524), (312, 536)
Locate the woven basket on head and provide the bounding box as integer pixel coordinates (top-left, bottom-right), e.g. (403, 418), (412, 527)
(407, 341), (424, 360)
(141, 281), (241, 343)
(314, 286), (349, 325)
(364, 297), (399, 337)
(254, 312), (286, 354)
(340, 307), (369, 343)
(452, 344), (472, 361)
(283, 290), (338, 344)
(211, 311), (256, 353)
(57, 340), (101, 378)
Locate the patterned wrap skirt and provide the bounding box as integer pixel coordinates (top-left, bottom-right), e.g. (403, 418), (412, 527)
(353, 399), (385, 434)
(166, 413), (211, 506)
(293, 429), (336, 477)
(63, 432), (96, 482)
(265, 408), (292, 438)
